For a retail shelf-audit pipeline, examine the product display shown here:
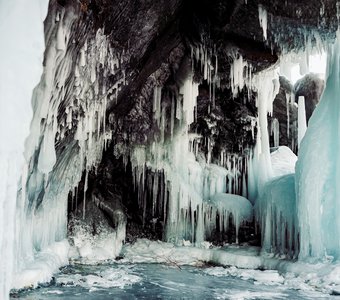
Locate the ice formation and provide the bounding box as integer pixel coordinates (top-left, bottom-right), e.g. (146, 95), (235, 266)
(296, 31), (340, 260)
(8, 4), (127, 292)
(270, 118), (280, 148)
(256, 174), (298, 257)
(131, 71), (254, 245)
(297, 96), (307, 147)
(0, 0), (49, 298)
(258, 5), (268, 41)
(2, 1), (338, 297)
(207, 194), (253, 244)
(230, 54), (252, 98)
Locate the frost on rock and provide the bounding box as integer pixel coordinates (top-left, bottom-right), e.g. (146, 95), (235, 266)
(296, 31), (340, 260)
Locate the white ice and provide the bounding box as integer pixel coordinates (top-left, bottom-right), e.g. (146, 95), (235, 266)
(0, 0), (49, 298)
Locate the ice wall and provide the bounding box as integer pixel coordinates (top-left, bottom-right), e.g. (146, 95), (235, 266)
(296, 31), (340, 260)
(9, 3), (127, 290)
(0, 1), (49, 298)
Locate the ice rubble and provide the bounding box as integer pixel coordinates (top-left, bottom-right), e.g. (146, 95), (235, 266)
(0, 0), (49, 298)
(296, 31), (340, 260)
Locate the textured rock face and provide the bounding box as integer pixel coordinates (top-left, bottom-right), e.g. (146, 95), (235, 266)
(23, 0), (335, 247)
(294, 73), (325, 123)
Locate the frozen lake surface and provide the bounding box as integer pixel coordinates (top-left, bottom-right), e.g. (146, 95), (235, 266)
(11, 263), (337, 299)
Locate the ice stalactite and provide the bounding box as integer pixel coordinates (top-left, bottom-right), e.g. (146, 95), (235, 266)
(250, 69), (280, 195)
(192, 44), (220, 109)
(130, 73), (253, 245)
(230, 54), (252, 99)
(248, 69), (299, 257)
(0, 0), (49, 298)
(296, 31), (340, 260)
(258, 5), (268, 41)
(206, 194), (253, 244)
(256, 174), (298, 258)
(271, 118), (280, 148)
(297, 96), (307, 147)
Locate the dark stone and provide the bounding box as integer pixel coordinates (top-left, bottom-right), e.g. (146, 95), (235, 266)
(270, 76), (298, 152)
(294, 73), (325, 123)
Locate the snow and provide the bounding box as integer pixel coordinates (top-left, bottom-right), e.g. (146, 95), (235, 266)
(296, 30), (340, 260)
(0, 0), (49, 299)
(270, 146), (297, 178)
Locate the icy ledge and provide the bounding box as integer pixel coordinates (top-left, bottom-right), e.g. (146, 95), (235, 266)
(121, 239), (340, 295)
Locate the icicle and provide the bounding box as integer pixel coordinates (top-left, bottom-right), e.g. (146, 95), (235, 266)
(153, 86), (162, 126)
(83, 170), (88, 220)
(258, 5), (268, 41)
(271, 118), (280, 147)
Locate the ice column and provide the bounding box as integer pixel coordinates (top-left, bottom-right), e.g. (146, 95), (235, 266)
(296, 31), (340, 260)
(0, 0), (49, 298)
(298, 96), (307, 147)
(253, 71), (280, 192)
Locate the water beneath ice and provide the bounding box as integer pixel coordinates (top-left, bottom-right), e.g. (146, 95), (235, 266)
(12, 263), (337, 300)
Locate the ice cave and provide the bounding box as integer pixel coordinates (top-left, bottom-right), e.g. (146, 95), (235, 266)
(1, 0), (340, 299)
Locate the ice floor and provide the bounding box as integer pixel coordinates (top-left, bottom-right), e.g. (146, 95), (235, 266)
(12, 263), (337, 300)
